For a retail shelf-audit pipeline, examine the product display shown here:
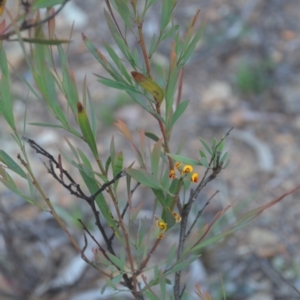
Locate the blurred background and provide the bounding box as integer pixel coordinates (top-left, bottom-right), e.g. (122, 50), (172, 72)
(1, 0), (300, 299)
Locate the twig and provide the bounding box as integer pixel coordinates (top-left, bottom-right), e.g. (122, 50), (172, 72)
(108, 182), (140, 242)
(174, 128), (233, 299)
(176, 68), (184, 108)
(1, 0), (70, 40)
(105, 0), (126, 43)
(185, 190), (219, 237)
(22, 137), (135, 294)
(136, 236), (163, 276)
(78, 219), (116, 266)
(17, 153), (88, 260)
(258, 256), (300, 297)
(137, 18), (151, 76)
(141, 274), (158, 298)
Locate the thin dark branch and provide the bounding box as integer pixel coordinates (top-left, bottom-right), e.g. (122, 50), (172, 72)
(174, 128), (233, 300)
(185, 190), (219, 238)
(81, 232), (88, 259)
(105, 0), (126, 42)
(22, 137), (126, 203)
(92, 170), (127, 199)
(23, 137), (135, 293)
(78, 219), (116, 266)
(1, 0), (70, 40)
(108, 182), (140, 242)
(179, 284), (186, 298)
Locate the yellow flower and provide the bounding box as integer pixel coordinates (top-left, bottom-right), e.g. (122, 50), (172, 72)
(172, 211), (182, 223)
(182, 165), (193, 174)
(155, 217), (167, 232)
(191, 173), (199, 183)
(175, 162), (182, 169)
(169, 169), (176, 179)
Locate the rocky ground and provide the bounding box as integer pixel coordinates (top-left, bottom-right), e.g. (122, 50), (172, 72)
(1, 0), (300, 299)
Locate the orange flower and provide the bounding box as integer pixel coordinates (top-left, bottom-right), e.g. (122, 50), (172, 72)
(175, 162), (182, 169)
(191, 173), (199, 183)
(182, 165), (193, 174)
(172, 211), (182, 223)
(169, 169), (176, 179)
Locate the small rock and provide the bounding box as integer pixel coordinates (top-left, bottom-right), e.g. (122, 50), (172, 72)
(281, 84), (300, 113)
(246, 292), (274, 300)
(249, 228), (285, 258)
(201, 81), (238, 112)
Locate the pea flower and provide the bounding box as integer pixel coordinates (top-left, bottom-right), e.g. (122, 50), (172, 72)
(172, 211), (182, 223)
(169, 169), (176, 179)
(182, 165), (193, 174)
(155, 218), (167, 232)
(175, 162), (182, 169)
(191, 173), (199, 183)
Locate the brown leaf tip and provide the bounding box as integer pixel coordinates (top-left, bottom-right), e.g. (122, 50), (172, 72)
(77, 102), (83, 113)
(131, 71), (144, 82)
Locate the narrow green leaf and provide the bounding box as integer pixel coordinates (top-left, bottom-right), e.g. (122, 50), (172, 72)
(64, 138), (80, 162)
(111, 274), (123, 284)
(161, 24), (179, 41)
(33, 0), (65, 9)
(160, 0), (174, 30)
(166, 243), (177, 268)
(18, 38), (70, 45)
(152, 188), (166, 209)
(145, 132), (160, 142)
(77, 149), (91, 167)
(144, 291), (160, 300)
(220, 152), (228, 163)
(0, 45), (15, 129)
(191, 231), (231, 252)
(0, 151), (27, 178)
(169, 100), (189, 128)
(106, 253), (124, 271)
(104, 9), (119, 36)
(199, 138), (212, 155)
(162, 208), (176, 231)
(103, 42), (132, 84)
(115, 0), (132, 27)
(165, 255), (199, 275)
(159, 271), (167, 300)
(165, 178), (179, 207)
(133, 48), (139, 66)
(105, 156), (111, 174)
(0, 178), (34, 204)
(29, 122), (66, 129)
(199, 150), (206, 159)
(113, 152), (123, 189)
(178, 24), (204, 66)
(26, 173), (35, 200)
(98, 78), (136, 93)
(77, 102), (98, 157)
(114, 34), (135, 64)
(148, 34), (157, 57)
(211, 137), (217, 151)
(85, 86), (97, 139)
(151, 139), (162, 178)
(79, 170), (118, 232)
(165, 68), (178, 112)
(217, 140), (225, 152)
(201, 156), (209, 168)
(223, 159), (230, 168)
(167, 154), (200, 166)
(125, 168), (161, 189)
(57, 44), (79, 115)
